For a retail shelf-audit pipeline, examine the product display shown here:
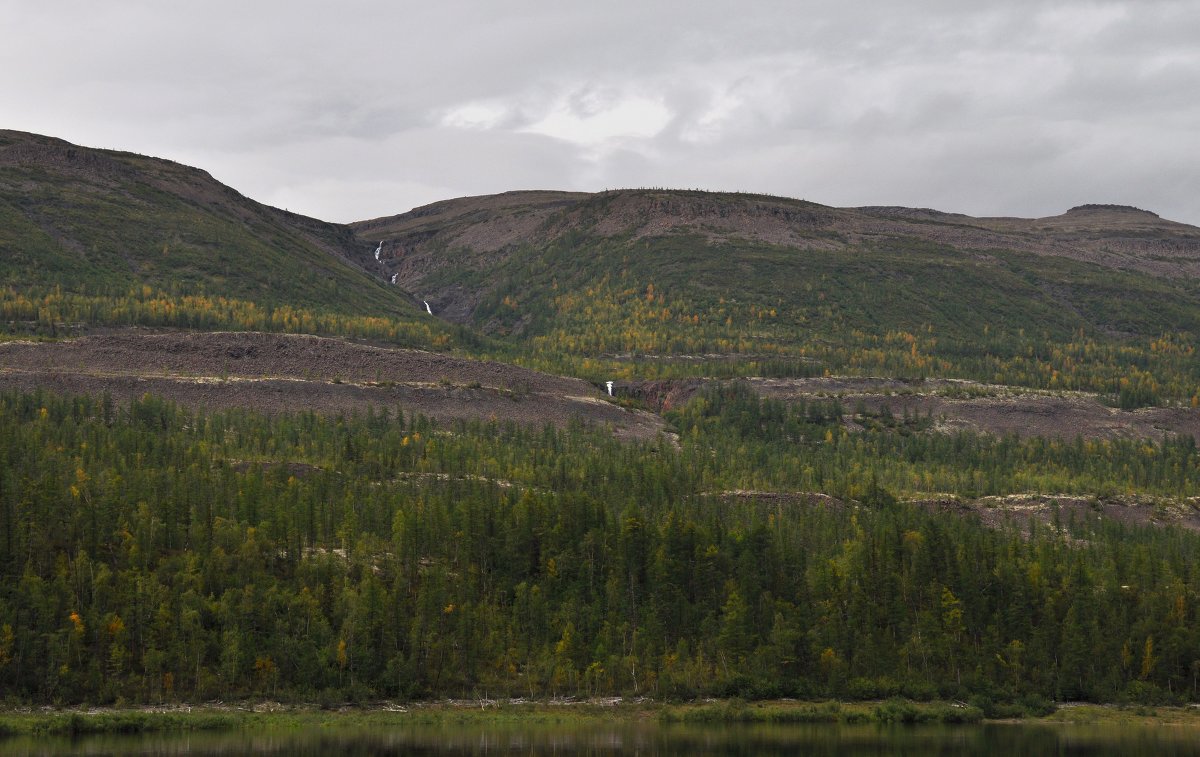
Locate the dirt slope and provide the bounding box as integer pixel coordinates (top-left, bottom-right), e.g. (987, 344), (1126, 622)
(623, 377), (1200, 442)
(748, 377), (1200, 441)
(710, 490), (1200, 533)
(0, 331), (664, 440)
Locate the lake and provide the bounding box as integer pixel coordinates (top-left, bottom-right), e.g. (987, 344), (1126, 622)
(4, 721), (1200, 756)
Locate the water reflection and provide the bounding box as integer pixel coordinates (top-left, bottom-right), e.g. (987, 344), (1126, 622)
(5, 722), (1200, 756)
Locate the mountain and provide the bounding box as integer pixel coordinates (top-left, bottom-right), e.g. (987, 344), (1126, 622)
(355, 191), (1200, 323)
(0, 132), (655, 435)
(354, 189), (1200, 404)
(357, 190), (1200, 288)
(0, 129), (446, 345)
(4, 130), (1199, 409)
(5, 128), (1200, 412)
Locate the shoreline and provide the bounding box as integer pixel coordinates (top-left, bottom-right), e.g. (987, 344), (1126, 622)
(3, 698), (1200, 738)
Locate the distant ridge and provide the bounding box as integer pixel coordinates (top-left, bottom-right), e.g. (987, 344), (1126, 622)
(1067, 203), (1159, 216)
(351, 186), (1200, 329)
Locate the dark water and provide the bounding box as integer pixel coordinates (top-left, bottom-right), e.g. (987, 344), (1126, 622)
(5, 722), (1200, 756)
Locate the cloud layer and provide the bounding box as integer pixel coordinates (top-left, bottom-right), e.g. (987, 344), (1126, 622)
(4, 0), (1198, 224)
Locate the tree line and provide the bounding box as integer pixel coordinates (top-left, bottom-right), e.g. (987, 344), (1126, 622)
(1, 387), (1199, 705)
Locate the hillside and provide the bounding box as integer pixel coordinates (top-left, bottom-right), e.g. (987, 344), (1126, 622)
(354, 189), (1200, 405)
(6, 130), (1198, 406)
(0, 130), (457, 349)
(3, 132), (1198, 417)
(357, 190), (1200, 290)
(0, 330), (662, 440)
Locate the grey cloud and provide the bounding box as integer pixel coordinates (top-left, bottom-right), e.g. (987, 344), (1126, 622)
(2, 0), (1197, 225)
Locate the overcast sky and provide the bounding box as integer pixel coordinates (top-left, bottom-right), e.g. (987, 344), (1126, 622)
(4, 0), (1199, 225)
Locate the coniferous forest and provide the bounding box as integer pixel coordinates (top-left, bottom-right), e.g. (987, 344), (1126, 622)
(4, 132), (1200, 714)
(3, 387), (1199, 707)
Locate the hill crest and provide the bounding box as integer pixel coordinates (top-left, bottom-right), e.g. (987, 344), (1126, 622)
(354, 187), (1200, 286)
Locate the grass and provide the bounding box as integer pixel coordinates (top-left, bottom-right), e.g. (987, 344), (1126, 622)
(657, 698), (984, 725)
(7, 698), (1200, 740)
(0, 710), (247, 737)
(0, 702), (634, 739)
(1041, 703), (1200, 726)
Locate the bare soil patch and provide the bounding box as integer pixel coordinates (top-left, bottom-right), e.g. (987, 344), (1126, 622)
(707, 490), (1200, 533)
(623, 376), (1199, 441)
(963, 494), (1200, 533)
(748, 377), (1200, 441)
(0, 330), (664, 440)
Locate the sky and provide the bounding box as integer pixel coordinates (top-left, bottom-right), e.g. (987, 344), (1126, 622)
(3, 0), (1199, 225)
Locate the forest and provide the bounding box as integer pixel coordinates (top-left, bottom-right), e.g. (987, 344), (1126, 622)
(6, 132), (1200, 716)
(2, 386), (1199, 707)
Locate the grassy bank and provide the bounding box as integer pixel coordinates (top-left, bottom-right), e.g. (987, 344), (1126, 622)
(0, 710), (248, 738)
(5, 698), (1200, 739)
(658, 698), (986, 725)
(0, 702), (637, 739)
(1042, 703), (1200, 726)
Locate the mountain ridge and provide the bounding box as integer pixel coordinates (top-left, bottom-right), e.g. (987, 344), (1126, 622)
(354, 187), (1200, 290)
(4, 129), (1200, 405)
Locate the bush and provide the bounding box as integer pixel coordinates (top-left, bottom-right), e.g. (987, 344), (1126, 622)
(661, 700), (846, 724)
(935, 704), (984, 723)
(899, 680), (938, 701)
(710, 674), (757, 699)
(872, 698), (983, 724)
(969, 695), (1020, 719)
(32, 712), (241, 736)
(873, 698), (923, 724)
(759, 702), (842, 723)
(1123, 681), (1180, 706)
(846, 676), (902, 700)
(1017, 694), (1056, 717)
(968, 693), (1056, 719)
